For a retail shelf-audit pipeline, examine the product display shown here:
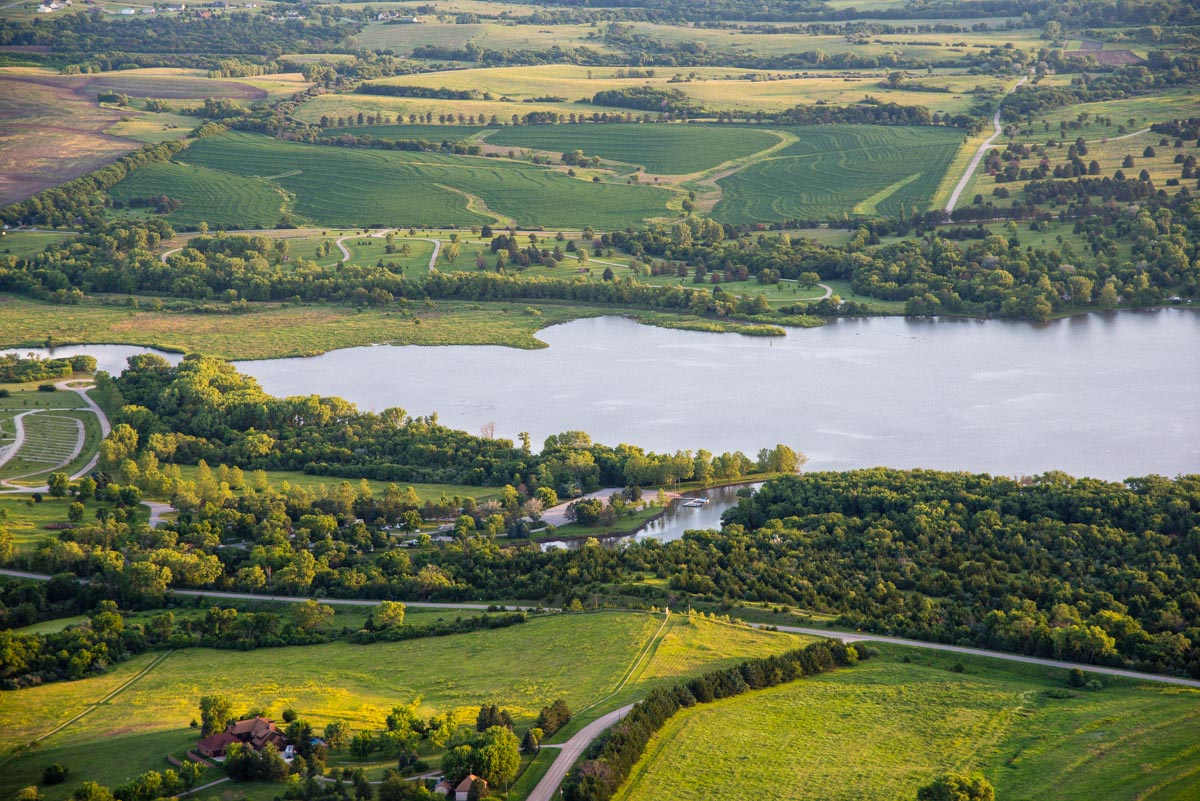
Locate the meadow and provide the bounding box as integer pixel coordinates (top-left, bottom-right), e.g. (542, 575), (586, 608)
(108, 162), (286, 230)
(0, 293), (724, 358)
(319, 123), (491, 141)
(613, 644), (1200, 801)
(179, 132), (678, 228)
(0, 230), (73, 258)
(0, 612), (804, 799)
(481, 124), (783, 174)
(713, 125), (965, 222)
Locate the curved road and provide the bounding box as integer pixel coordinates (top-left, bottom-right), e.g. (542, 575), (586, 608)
(336, 230), (441, 270)
(761, 623), (1200, 688)
(527, 704), (635, 801)
(944, 74), (1029, 213)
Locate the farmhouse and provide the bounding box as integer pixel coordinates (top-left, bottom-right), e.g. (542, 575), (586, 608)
(197, 716), (288, 759)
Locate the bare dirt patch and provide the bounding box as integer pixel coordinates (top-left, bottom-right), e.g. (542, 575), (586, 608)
(0, 74), (137, 205)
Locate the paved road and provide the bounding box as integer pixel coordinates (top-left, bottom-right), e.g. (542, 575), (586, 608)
(336, 229), (441, 270)
(527, 704), (635, 801)
(144, 501), (173, 528)
(944, 74), (1029, 213)
(764, 623), (1200, 688)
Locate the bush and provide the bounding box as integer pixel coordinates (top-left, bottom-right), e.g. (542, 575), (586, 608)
(42, 764), (69, 785)
(37, 384), (57, 392)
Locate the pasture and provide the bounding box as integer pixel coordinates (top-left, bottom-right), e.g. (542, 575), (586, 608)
(481, 124), (783, 174)
(0, 612), (803, 800)
(613, 644), (1200, 801)
(0, 230), (74, 259)
(319, 123), (491, 141)
(179, 132), (677, 228)
(713, 125), (964, 222)
(108, 162), (286, 229)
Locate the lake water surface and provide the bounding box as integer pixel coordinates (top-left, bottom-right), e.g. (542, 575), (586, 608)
(10, 309), (1198, 480)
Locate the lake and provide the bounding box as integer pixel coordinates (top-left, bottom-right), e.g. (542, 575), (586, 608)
(9, 309), (1198, 481)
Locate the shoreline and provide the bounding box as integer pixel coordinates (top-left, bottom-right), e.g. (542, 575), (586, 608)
(1, 302), (1196, 363)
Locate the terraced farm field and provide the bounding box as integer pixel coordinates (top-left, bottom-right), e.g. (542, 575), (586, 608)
(614, 645), (1200, 801)
(482, 124), (783, 174)
(713, 125), (965, 222)
(107, 161), (284, 229)
(179, 132), (677, 228)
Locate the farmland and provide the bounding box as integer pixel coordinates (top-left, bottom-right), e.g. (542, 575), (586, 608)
(614, 644), (1200, 801)
(713, 125), (965, 222)
(481, 124), (783, 174)
(0, 612), (803, 800)
(176, 132), (678, 228)
(108, 162), (286, 229)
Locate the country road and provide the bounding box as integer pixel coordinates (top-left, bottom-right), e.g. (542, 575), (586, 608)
(945, 74), (1029, 213)
(762, 623), (1200, 688)
(527, 704), (635, 801)
(2, 562), (1192, 689)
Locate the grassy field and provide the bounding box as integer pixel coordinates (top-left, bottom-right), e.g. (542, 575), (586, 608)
(614, 644), (1200, 801)
(0, 230), (74, 258)
(0, 294), (792, 359)
(713, 125), (965, 222)
(178, 132), (678, 228)
(481, 124), (783, 174)
(0, 612), (803, 799)
(108, 162), (286, 229)
(963, 127), (1194, 210)
(171, 463), (499, 503)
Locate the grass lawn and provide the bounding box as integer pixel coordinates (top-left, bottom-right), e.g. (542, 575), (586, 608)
(0, 495), (135, 554)
(612, 644), (1200, 801)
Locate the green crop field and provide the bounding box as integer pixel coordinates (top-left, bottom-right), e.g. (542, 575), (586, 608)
(178, 132), (677, 228)
(108, 162), (285, 229)
(713, 125), (965, 222)
(320, 124), (491, 141)
(613, 645), (1200, 801)
(481, 125), (783, 174)
(0, 612), (802, 800)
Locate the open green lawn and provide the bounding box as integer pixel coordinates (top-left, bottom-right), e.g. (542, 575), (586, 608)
(108, 162), (285, 230)
(481, 124), (783, 174)
(0, 230), (74, 258)
(0, 612), (803, 799)
(714, 125), (965, 222)
(0, 495), (135, 554)
(178, 132), (678, 229)
(613, 644), (1200, 801)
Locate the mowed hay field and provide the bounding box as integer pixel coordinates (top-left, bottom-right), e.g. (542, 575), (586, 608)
(713, 125), (965, 222)
(179, 132), (677, 228)
(613, 646), (1200, 801)
(482, 124), (784, 174)
(108, 162), (285, 229)
(0, 613), (803, 799)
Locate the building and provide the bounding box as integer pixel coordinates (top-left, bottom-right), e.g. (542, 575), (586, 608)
(196, 716), (288, 760)
(454, 775), (486, 801)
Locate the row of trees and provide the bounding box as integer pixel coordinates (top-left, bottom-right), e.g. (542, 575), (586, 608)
(562, 639), (861, 801)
